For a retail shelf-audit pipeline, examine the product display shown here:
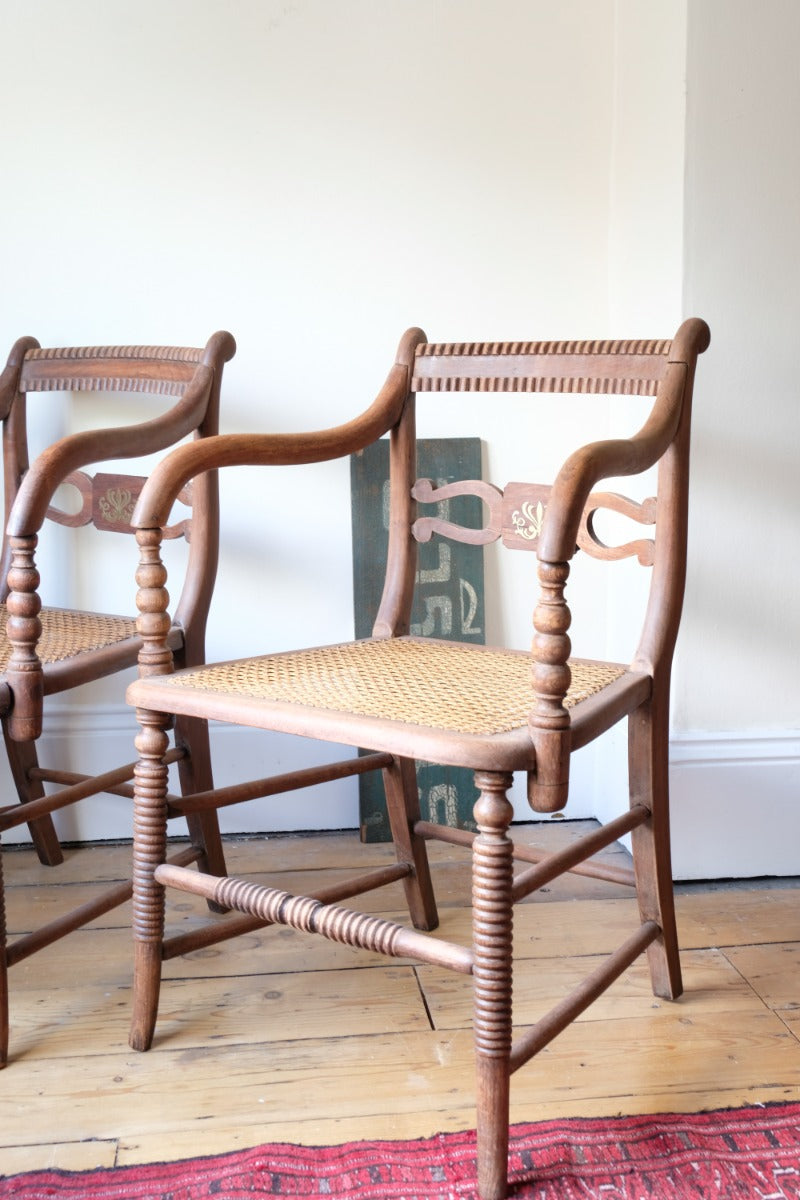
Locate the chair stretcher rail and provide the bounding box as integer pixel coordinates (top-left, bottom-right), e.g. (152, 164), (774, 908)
(162, 859), (416, 959)
(22, 753), (392, 815)
(510, 805), (648, 900)
(509, 920), (660, 1073)
(414, 818), (638, 890)
(166, 752), (394, 816)
(155, 863), (474, 974)
(0, 749), (184, 831)
(6, 844), (201, 967)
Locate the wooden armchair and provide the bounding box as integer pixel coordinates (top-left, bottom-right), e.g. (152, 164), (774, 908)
(0, 331), (235, 1066)
(125, 319), (709, 1200)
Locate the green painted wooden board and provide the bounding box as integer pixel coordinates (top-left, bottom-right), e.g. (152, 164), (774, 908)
(350, 438), (485, 842)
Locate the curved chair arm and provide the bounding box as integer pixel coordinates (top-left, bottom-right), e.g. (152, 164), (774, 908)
(541, 376), (684, 563)
(528, 317), (710, 812)
(133, 329), (425, 683)
(133, 328), (425, 530)
(538, 318), (709, 563)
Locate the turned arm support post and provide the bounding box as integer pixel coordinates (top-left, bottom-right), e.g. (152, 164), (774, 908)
(135, 527), (175, 680)
(4, 535), (43, 740)
(528, 559), (572, 812)
(525, 340), (708, 811)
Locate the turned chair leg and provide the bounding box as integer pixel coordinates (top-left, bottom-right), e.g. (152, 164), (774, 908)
(383, 755), (438, 931)
(628, 697), (682, 1000)
(175, 714), (229, 915)
(2, 729), (64, 867)
(129, 708), (171, 1052)
(472, 770), (514, 1200)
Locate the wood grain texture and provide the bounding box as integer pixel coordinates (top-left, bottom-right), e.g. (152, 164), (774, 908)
(1, 834), (799, 1178)
(19, 344), (206, 397)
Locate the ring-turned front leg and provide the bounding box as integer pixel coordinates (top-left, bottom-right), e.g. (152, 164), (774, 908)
(129, 706), (170, 1052)
(472, 770), (514, 1200)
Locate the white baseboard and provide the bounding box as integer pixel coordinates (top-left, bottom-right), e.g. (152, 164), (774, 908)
(3, 702), (600, 843)
(4, 708), (798, 883)
(2, 704), (360, 844)
(669, 732), (800, 879)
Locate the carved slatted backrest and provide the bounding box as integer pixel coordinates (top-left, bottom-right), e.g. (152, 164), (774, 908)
(409, 337), (673, 568)
(45, 470), (192, 541)
(0, 334), (234, 647)
(11, 344), (208, 541)
(382, 322), (710, 811)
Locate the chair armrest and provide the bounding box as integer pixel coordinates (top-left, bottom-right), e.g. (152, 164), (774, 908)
(527, 316), (710, 813)
(539, 359), (688, 563)
(132, 332), (423, 684)
(132, 343), (420, 530)
(527, 407), (673, 810)
(537, 317), (709, 563)
(527, 419), (666, 810)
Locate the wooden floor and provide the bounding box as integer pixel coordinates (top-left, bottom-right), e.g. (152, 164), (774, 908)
(3, 820), (800, 1176)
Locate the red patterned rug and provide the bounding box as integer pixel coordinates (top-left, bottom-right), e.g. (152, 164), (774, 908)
(3, 1103), (800, 1198)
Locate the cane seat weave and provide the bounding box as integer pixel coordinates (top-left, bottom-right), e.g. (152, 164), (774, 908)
(165, 638), (626, 736)
(0, 604), (136, 672)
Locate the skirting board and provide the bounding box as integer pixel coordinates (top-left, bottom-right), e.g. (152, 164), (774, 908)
(3, 707), (798, 881)
(669, 732), (800, 879)
(0, 703), (599, 843)
(0, 705), (362, 844)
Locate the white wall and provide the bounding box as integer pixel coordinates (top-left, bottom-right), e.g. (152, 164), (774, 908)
(681, 0), (800, 731)
(668, 0), (800, 876)
(593, 0), (689, 831)
(4, 1), (794, 876)
(0, 0), (621, 840)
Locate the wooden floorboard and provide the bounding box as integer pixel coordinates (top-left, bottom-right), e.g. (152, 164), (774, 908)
(2, 823), (800, 1174)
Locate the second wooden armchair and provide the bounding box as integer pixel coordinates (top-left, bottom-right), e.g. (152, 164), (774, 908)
(0, 331), (235, 1066)
(125, 319), (709, 1200)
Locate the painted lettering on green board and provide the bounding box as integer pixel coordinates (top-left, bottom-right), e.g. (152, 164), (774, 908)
(350, 438), (485, 842)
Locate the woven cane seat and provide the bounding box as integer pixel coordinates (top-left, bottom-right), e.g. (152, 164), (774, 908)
(0, 604), (137, 674)
(163, 638), (626, 737)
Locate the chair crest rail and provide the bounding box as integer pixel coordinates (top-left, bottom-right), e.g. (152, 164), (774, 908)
(412, 338), (672, 395)
(19, 345), (205, 397)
